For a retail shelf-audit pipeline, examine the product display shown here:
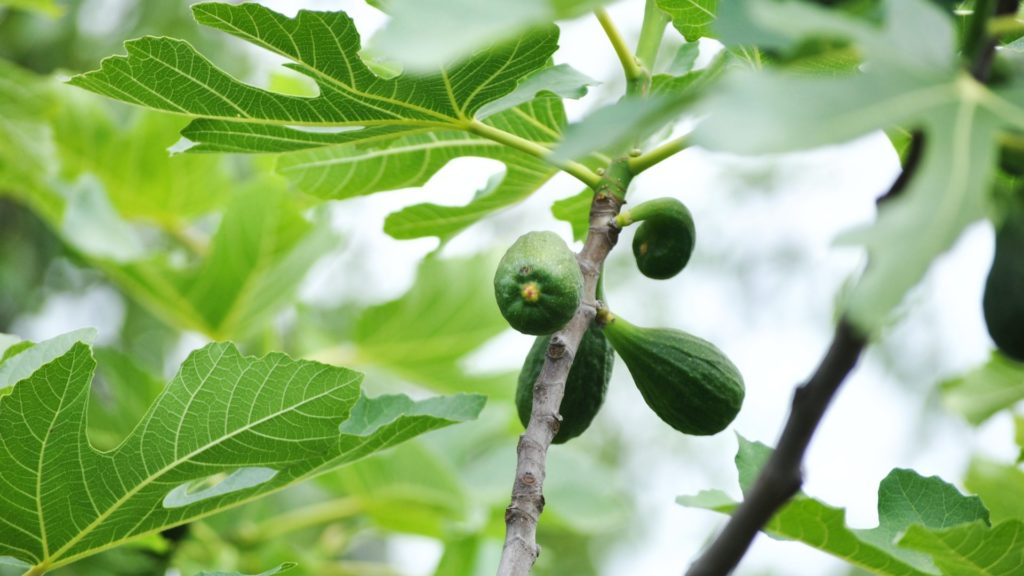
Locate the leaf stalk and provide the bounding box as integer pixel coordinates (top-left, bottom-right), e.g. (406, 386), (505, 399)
(628, 134), (689, 174)
(595, 9), (649, 94)
(465, 120), (602, 187)
(635, 0), (670, 71)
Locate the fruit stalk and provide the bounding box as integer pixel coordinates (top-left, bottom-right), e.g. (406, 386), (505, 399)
(496, 159), (630, 576)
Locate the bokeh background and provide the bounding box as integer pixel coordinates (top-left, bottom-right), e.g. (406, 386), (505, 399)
(0, 1), (1016, 575)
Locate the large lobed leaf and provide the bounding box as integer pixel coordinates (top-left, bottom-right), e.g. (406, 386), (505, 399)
(68, 3), (589, 242)
(70, 3), (556, 128)
(679, 437), (1023, 576)
(0, 332), (484, 572)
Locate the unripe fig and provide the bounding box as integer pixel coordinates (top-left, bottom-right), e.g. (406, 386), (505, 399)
(983, 199), (1024, 361)
(604, 314), (743, 435)
(494, 231), (583, 335)
(620, 198), (696, 280)
(515, 325), (614, 444)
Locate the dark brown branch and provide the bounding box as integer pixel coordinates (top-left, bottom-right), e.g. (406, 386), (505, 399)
(496, 161), (630, 576)
(685, 130), (922, 576)
(685, 320), (867, 576)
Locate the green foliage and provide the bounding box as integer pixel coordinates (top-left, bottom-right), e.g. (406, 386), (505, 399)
(0, 0), (60, 16)
(4, 0), (1022, 573)
(552, 52), (727, 162)
(657, 0), (717, 41)
(196, 564), (295, 576)
(551, 188), (593, 242)
(370, 0), (612, 70)
(942, 353), (1024, 425)
(0, 331), (483, 572)
(67, 2), (597, 243)
(0, 328), (95, 393)
(679, 437), (1024, 576)
(345, 255), (515, 397)
(691, 0), (1024, 333)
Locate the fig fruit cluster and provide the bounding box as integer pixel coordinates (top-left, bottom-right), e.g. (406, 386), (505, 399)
(494, 197), (744, 443)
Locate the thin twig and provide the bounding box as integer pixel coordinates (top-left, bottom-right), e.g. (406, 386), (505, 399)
(628, 134), (689, 174)
(496, 160), (632, 576)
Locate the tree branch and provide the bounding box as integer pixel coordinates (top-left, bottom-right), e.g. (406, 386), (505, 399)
(684, 134), (925, 576)
(684, 320), (868, 576)
(496, 160), (632, 576)
(685, 3), (1014, 570)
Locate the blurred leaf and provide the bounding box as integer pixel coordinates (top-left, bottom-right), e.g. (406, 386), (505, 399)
(0, 557), (30, 576)
(476, 64), (597, 119)
(0, 199), (65, 328)
(941, 353), (1024, 425)
(0, 335), (484, 571)
(87, 347), (166, 451)
(664, 42), (700, 75)
(551, 188), (592, 242)
(460, 441), (629, 537)
(100, 187), (336, 339)
(542, 449), (631, 534)
(714, 0), (953, 71)
(1017, 415), (1024, 463)
(552, 53), (727, 162)
(196, 563), (296, 576)
(369, 0), (610, 70)
(0, 328), (96, 394)
(679, 436), (992, 576)
(0, 59), (61, 221)
(658, 0), (717, 41)
(964, 458), (1024, 524)
(0, 0), (61, 16)
(345, 255), (514, 396)
(690, 0), (1014, 333)
(61, 175), (148, 263)
(335, 441), (467, 537)
(53, 89), (233, 223)
(433, 535), (488, 576)
(0, 335), (25, 360)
